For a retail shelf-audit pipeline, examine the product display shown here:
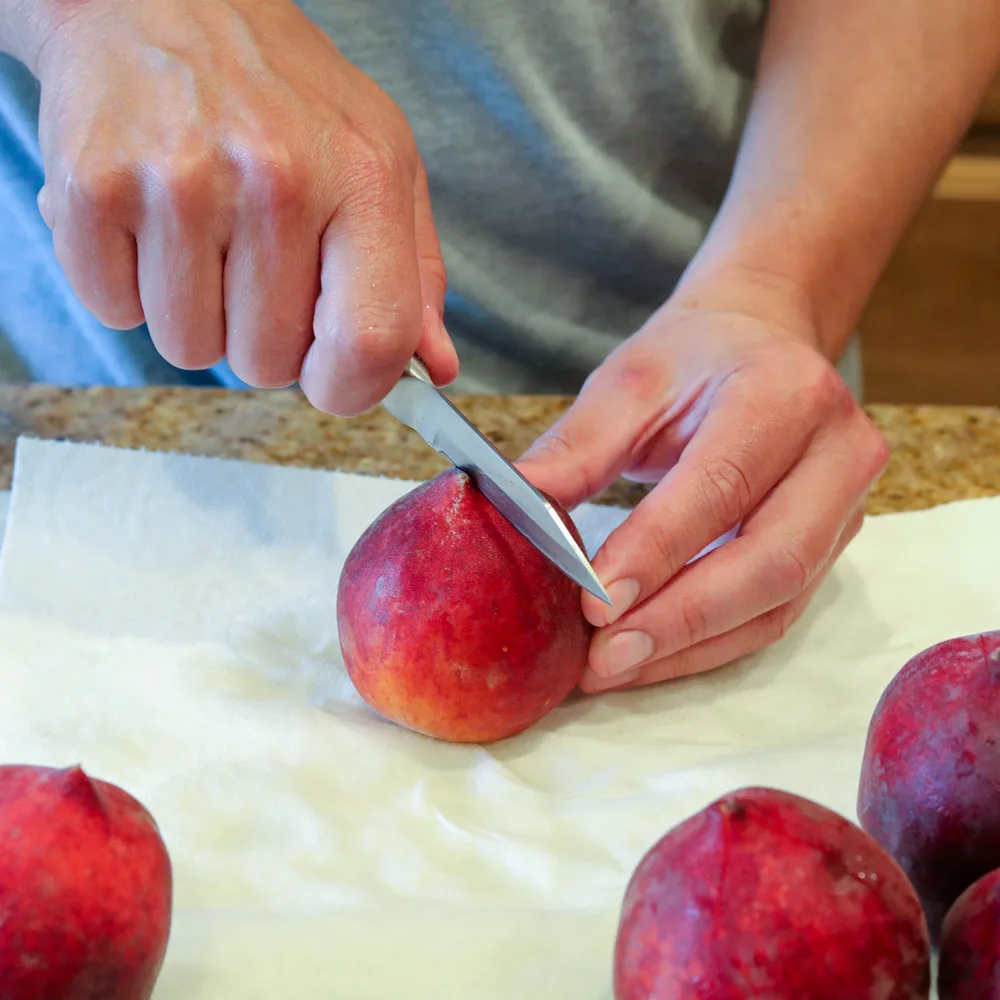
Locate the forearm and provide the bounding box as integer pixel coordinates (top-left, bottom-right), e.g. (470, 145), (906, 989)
(677, 0), (1000, 360)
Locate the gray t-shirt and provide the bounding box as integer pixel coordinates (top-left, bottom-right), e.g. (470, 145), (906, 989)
(0, 0), (768, 392)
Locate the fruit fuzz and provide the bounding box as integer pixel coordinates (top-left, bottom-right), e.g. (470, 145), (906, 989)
(858, 630), (1000, 940)
(614, 787), (930, 1000)
(337, 467), (592, 743)
(0, 764), (173, 1000)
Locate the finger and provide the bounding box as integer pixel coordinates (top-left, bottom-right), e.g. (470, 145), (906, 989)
(135, 155), (225, 370)
(300, 142), (423, 417)
(588, 414), (885, 679)
(515, 347), (679, 511)
(580, 505), (865, 694)
(581, 367), (849, 628)
(412, 158), (458, 387)
(224, 153), (318, 387)
(45, 163), (145, 330)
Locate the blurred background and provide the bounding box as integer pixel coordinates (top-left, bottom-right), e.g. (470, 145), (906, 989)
(862, 71), (1000, 405)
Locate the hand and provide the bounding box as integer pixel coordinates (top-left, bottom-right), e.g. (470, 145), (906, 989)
(517, 274), (889, 693)
(31, 0), (457, 413)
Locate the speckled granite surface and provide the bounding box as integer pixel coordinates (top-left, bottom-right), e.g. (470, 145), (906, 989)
(0, 386), (997, 513)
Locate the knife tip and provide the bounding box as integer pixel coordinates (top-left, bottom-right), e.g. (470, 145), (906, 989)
(583, 578), (613, 606)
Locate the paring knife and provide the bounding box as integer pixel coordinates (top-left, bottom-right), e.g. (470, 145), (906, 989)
(383, 356), (612, 605)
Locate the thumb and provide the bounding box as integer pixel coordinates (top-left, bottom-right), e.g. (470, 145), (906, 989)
(413, 158), (459, 387)
(515, 376), (637, 510)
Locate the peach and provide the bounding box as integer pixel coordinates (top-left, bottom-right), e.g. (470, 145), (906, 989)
(337, 468), (592, 742)
(858, 631), (1000, 940)
(0, 764), (173, 999)
(938, 867), (1000, 999)
(614, 787), (930, 999)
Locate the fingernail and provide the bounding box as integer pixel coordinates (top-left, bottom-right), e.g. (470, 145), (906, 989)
(584, 666), (641, 693)
(592, 578), (640, 627)
(599, 630), (654, 676)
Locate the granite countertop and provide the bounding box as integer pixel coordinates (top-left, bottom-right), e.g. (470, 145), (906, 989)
(1, 385), (1000, 514)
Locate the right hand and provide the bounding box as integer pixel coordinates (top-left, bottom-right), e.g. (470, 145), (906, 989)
(29, 0), (458, 414)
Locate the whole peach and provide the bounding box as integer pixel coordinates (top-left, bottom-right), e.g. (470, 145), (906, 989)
(938, 867), (1000, 999)
(0, 764), (172, 1000)
(337, 468), (593, 742)
(858, 631), (1000, 940)
(615, 787), (930, 999)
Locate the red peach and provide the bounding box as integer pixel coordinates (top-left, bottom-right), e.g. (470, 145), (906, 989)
(938, 867), (1000, 1000)
(0, 764), (173, 999)
(614, 787), (930, 999)
(858, 631), (1000, 940)
(337, 468), (592, 742)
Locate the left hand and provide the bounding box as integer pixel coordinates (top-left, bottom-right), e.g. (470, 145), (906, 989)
(516, 274), (889, 694)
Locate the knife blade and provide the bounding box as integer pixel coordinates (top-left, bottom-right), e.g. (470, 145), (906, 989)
(383, 357), (612, 605)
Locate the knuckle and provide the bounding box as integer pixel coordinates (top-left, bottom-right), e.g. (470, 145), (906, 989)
(677, 594), (711, 648)
(770, 538), (814, 596)
(757, 610), (786, 647)
(761, 600), (802, 645)
(240, 142), (307, 214)
(345, 132), (405, 203)
(641, 521), (687, 581)
(524, 427), (601, 501)
(150, 148), (214, 209)
(379, 100), (417, 149)
(862, 423), (891, 482)
(419, 254), (448, 302)
(607, 351), (666, 402)
(800, 361), (853, 418)
(605, 491), (688, 582)
(352, 319), (407, 371)
(845, 509), (865, 542)
(699, 455), (752, 529)
(65, 159), (129, 216)
(526, 428), (575, 465)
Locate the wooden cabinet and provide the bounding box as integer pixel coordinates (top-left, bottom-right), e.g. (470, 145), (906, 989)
(977, 73), (1000, 126)
(860, 74), (1000, 405)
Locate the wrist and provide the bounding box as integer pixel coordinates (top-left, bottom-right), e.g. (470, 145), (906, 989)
(0, 0), (86, 74)
(669, 256), (847, 361)
(677, 176), (889, 365)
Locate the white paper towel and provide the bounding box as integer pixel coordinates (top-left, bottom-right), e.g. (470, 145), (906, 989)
(0, 437), (992, 998)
